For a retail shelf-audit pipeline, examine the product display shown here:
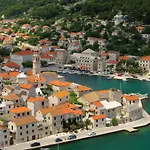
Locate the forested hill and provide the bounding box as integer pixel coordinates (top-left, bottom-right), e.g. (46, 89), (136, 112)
(1, 0), (150, 23)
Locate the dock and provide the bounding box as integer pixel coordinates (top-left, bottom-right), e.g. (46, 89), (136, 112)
(125, 127), (138, 133)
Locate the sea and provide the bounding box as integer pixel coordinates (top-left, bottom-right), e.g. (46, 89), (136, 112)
(44, 74), (150, 150)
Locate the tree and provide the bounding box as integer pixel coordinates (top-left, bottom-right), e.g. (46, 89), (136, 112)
(111, 118), (119, 126)
(22, 61), (33, 68)
(84, 119), (92, 130)
(12, 48), (21, 53)
(0, 47), (10, 56)
(92, 41), (99, 51)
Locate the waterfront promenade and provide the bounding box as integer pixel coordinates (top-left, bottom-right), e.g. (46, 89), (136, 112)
(5, 109), (150, 150)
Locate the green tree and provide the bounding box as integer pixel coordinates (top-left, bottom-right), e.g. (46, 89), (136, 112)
(22, 61), (33, 68)
(111, 118), (119, 126)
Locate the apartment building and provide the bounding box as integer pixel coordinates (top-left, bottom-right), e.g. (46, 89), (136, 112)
(69, 49), (98, 72)
(48, 90), (70, 107)
(0, 126), (10, 147)
(27, 97), (49, 116)
(139, 56), (150, 71)
(8, 116), (38, 143)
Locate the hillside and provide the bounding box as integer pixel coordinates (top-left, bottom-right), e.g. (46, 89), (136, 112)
(0, 0), (150, 24)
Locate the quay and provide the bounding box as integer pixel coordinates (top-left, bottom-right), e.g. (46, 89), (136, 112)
(5, 109), (150, 150)
(125, 128), (138, 133)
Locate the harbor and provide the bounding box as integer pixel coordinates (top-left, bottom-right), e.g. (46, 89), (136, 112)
(5, 74), (150, 150)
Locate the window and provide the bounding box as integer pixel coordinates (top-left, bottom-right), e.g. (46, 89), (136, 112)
(54, 117), (56, 120)
(16, 100), (18, 103)
(27, 112), (29, 115)
(22, 113), (25, 116)
(26, 125), (28, 128)
(18, 114), (20, 117)
(45, 132), (48, 135)
(54, 123), (56, 126)
(102, 119), (104, 121)
(32, 124), (34, 127)
(26, 131), (28, 134)
(60, 99), (62, 102)
(20, 132), (22, 136)
(96, 120), (98, 122)
(20, 126), (22, 129)
(96, 124), (98, 127)
(3, 130), (6, 133)
(45, 127), (48, 130)
(42, 102), (44, 105)
(32, 130), (34, 133)
(61, 116), (62, 119)
(113, 109), (114, 111)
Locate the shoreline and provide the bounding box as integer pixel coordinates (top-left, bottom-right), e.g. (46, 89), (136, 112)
(6, 110), (150, 150)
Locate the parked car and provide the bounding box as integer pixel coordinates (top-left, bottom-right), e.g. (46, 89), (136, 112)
(30, 142), (40, 147)
(55, 138), (63, 142)
(68, 134), (77, 140)
(88, 131), (96, 136)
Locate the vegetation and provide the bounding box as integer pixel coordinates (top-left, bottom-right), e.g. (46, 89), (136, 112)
(3, 80), (12, 85)
(116, 59), (143, 74)
(111, 118), (119, 126)
(62, 118), (91, 132)
(0, 47), (10, 56)
(22, 61), (33, 68)
(69, 91), (83, 106)
(41, 84), (53, 96)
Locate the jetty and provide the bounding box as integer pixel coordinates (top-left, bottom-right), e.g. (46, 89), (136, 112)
(125, 127), (138, 133)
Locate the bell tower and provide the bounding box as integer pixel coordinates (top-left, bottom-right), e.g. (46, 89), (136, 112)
(32, 50), (41, 75)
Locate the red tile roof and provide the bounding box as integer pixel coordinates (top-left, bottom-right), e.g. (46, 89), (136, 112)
(4, 61), (20, 68)
(13, 50), (33, 56)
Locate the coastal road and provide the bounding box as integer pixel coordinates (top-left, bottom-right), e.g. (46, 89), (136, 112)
(6, 110), (150, 150)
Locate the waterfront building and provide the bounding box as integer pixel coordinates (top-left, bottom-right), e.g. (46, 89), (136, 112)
(0, 125), (10, 147)
(90, 114), (106, 128)
(96, 89), (122, 103)
(139, 56), (150, 71)
(55, 49), (68, 65)
(74, 85), (92, 97)
(69, 49), (98, 72)
(101, 100), (122, 118)
(122, 95), (142, 122)
(8, 116), (39, 143)
(48, 90), (70, 107)
(48, 80), (71, 91)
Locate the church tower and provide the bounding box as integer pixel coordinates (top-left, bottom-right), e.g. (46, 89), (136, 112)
(32, 50), (41, 75)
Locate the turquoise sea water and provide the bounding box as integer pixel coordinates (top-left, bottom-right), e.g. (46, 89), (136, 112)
(48, 74), (150, 150)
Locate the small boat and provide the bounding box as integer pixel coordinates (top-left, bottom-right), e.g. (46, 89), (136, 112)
(122, 78), (127, 81)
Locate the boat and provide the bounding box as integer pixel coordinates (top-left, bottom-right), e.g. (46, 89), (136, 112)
(122, 78), (127, 81)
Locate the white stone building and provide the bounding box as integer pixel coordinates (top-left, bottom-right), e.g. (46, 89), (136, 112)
(69, 49), (98, 72)
(48, 90), (70, 107)
(90, 114), (106, 128)
(139, 56), (150, 71)
(10, 50), (33, 66)
(0, 101), (14, 116)
(0, 126), (10, 147)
